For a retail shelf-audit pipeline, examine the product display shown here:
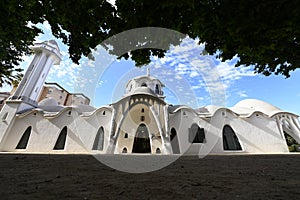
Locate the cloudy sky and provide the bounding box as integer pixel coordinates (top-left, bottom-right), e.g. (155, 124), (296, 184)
(2, 22), (300, 115)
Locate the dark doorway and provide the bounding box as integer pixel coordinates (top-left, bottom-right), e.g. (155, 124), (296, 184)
(16, 126), (32, 149)
(92, 126), (104, 150)
(223, 125), (242, 150)
(54, 126), (67, 150)
(132, 124), (151, 153)
(170, 128), (180, 154)
(189, 124), (206, 143)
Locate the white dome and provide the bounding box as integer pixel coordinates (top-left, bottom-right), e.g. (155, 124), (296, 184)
(38, 97), (58, 107)
(234, 99), (282, 116)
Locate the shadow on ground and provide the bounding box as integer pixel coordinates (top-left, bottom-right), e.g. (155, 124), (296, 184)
(0, 154), (299, 199)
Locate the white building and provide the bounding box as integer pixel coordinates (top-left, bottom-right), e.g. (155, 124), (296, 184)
(0, 40), (299, 154)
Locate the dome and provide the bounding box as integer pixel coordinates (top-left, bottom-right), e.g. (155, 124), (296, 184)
(125, 69), (165, 98)
(234, 99), (282, 117)
(38, 97), (58, 107)
(42, 40), (60, 51)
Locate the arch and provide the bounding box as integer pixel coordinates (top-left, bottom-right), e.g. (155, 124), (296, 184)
(54, 126), (67, 150)
(122, 147), (128, 153)
(16, 126), (32, 149)
(222, 125), (242, 151)
(189, 124), (205, 143)
(93, 127), (104, 150)
(132, 124), (151, 153)
(170, 128), (180, 154)
(284, 131), (300, 152)
(156, 147), (161, 154)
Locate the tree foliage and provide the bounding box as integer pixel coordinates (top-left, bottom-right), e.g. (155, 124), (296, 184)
(0, 0), (299, 85)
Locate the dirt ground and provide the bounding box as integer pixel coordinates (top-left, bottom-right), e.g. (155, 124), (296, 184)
(0, 154), (300, 200)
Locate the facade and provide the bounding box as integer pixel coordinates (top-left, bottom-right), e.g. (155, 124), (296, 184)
(0, 40), (300, 154)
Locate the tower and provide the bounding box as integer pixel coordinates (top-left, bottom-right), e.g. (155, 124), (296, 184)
(0, 40), (62, 149)
(11, 40), (62, 111)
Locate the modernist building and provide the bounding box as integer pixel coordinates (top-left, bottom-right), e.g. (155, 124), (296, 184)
(0, 40), (299, 154)
(39, 82), (90, 106)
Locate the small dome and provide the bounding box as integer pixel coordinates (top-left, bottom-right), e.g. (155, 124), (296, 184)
(38, 97), (58, 107)
(42, 40), (60, 51)
(234, 99), (282, 116)
(125, 72), (165, 97)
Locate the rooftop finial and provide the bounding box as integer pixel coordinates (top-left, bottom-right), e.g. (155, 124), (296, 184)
(147, 68), (150, 76)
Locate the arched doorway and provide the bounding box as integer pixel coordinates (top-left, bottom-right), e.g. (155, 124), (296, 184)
(16, 126), (32, 149)
(92, 126), (104, 150)
(132, 124), (151, 153)
(54, 126), (67, 150)
(170, 128), (180, 154)
(223, 125), (242, 151)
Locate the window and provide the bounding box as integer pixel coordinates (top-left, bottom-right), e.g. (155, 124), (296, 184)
(155, 84), (159, 94)
(92, 127), (104, 150)
(156, 148), (161, 154)
(59, 95), (63, 99)
(2, 112), (8, 121)
(141, 83), (147, 87)
(141, 108), (145, 113)
(141, 116), (145, 121)
(223, 125), (242, 151)
(122, 147), (128, 153)
(53, 126), (67, 150)
(189, 124), (205, 143)
(102, 111), (106, 115)
(16, 126), (32, 149)
(124, 133), (128, 138)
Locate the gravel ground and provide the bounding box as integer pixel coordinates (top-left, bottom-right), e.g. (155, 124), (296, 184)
(0, 154), (300, 200)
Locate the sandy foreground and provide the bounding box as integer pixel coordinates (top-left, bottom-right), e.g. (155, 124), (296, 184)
(0, 154), (300, 200)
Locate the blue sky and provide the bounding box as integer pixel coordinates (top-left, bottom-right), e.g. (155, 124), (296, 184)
(1, 22), (300, 115)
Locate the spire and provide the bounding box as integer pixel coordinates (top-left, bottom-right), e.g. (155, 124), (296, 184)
(147, 68), (150, 76)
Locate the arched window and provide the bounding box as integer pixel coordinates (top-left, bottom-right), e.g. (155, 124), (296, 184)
(189, 124), (205, 143)
(16, 126), (32, 149)
(92, 127), (104, 150)
(156, 148), (161, 154)
(223, 125), (242, 151)
(102, 110), (106, 115)
(54, 126), (67, 150)
(122, 147), (128, 153)
(124, 133), (128, 138)
(141, 108), (145, 113)
(141, 82), (147, 87)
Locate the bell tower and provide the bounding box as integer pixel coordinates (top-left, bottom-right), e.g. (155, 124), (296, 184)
(0, 40), (62, 149)
(11, 40), (62, 111)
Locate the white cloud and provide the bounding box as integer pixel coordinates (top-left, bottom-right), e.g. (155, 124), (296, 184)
(237, 91), (248, 98)
(189, 70), (199, 78)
